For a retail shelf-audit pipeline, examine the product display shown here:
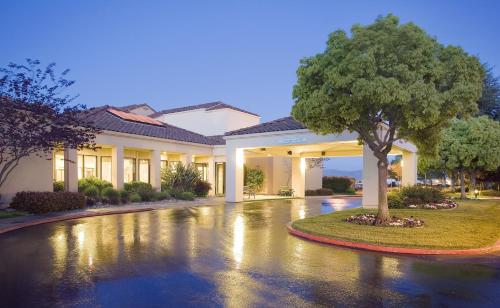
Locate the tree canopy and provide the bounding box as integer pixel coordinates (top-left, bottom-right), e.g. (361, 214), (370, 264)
(291, 14), (484, 222)
(477, 63), (500, 120)
(0, 59), (99, 189)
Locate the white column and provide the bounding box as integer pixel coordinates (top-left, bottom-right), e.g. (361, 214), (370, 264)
(64, 148), (78, 192)
(207, 156), (216, 196)
(226, 147), (244, 202)
(150, 149), (162, 192)
(112, 145), (124, 189)
(401, 151), (417, 186)
(291, 157), (306, 198)
(181, 153), (194, 166)
(362, 145), (379, 208)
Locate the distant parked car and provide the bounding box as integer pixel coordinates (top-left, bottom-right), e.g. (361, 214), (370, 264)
(354, 181), (363, 190)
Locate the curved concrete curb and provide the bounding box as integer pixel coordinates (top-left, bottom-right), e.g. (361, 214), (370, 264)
(287, 222), (500, 255)
(0, 208), (155, 235)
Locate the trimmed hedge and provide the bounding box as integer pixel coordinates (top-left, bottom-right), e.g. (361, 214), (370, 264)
(388, 186), (445, 208)
(124, 181), (154, 201)
(102, 187), (120, 205)
(194, 180), (211, 197)
(53, 181), (64, 192)
(305, 188), (334, 196)
(322, 176), (355, 193)
(11, 191), (86, 214)
(78, 177), (112, 195)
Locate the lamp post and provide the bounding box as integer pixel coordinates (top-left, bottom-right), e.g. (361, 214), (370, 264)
(474, 189), (479, 199)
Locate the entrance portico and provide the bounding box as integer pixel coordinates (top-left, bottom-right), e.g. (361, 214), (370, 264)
(224, 117), (417, 208)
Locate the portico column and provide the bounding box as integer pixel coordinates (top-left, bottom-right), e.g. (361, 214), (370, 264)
(150, 149), (162, 192)
(226, 147), (244, 202)
(362, 145), (379, 208)
(181, 153), (194, 166)
(207, 156), (216, 196)
(401, 151), (417, 186)
(64, 148), (78, 192)
(291, 157), (306, 198)
(112, 145), (124, 189)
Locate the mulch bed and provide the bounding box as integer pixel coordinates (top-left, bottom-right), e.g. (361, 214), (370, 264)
(344, 214), (424, 228)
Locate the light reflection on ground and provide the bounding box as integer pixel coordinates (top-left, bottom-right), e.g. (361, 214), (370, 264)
(0, 197), (499, 307)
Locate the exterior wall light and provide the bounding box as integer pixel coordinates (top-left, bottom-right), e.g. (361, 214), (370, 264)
(474, 189), (479, 199)
(287, 151), (292, 156)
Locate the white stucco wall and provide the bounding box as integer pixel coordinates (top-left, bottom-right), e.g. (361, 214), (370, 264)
(155, 108), (260, 135)
(305, 164), (323, 190)
(0, 153), (53, 207)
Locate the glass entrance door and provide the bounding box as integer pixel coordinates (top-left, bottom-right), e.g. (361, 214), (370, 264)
(215, 162), (225, 195)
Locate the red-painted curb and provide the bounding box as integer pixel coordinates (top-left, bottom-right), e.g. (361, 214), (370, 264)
(0, 208), (155, 235)
(287, 222), (500, 255)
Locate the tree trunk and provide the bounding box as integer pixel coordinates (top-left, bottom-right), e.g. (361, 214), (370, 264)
(460, 169), (466, 199)
(469, 170), (476, 191)
(375, 158), (390, 224)
(450, 171), (456, 193)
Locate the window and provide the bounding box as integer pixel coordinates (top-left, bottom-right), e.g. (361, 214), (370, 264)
(161, 160), (168, 170)
(77, 155), (83, 179)
(215, 162), (225, 195)
(84, 155), (97, 178)
(195, 163), (208, 181)
(138, 159), (150, 183)
(124, 158), (136, 183)
(101, 156), (112, 182)
(54, 153), (65, 181)
(169, 161), (180, 172)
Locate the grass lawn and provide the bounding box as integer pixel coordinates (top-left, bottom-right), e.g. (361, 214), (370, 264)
(0, 210), (28, 220)
(292, 199), (500, 250)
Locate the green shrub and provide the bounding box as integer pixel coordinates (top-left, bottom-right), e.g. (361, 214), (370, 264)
(53, 181), (64, 192)
(101, 187), (120, 205)
(388, 192), (405, 208)
(83, 185), (99, 199)
(78, 177), (112, 195)
(118, 189), (130, 203)
(399, 185), (444, 205)
(177, 191), (195, 201)
(345, 187), (356, 195)
(161, 163), (200, 193)
(130, 192), (142, 202)
(244, 167), (264, 191)
(322, 176), (355, 193)
(10, 191), (86, 214)
(305, 188), (334, 196)
(152, 191), (170, 201)
(194, 180), (211, 197)
(124, 181), (154, 201)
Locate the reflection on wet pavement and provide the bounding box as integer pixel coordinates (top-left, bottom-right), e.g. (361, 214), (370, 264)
(0, 197), (498, 307)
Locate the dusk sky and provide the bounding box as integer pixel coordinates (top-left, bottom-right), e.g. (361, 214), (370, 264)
(2, 0), (499, 171)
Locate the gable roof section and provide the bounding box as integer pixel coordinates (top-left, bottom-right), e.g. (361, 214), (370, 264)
(225, 116), (306, 136)
(82, 106), (225, 145)
(151, 101), (259, 117)
(119, 103), (156, 113)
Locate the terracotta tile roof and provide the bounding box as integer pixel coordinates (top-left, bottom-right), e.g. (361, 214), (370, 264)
(82, 106), (225, 145)
(225, 116), (306, 136)
(151, 101), (259, 117)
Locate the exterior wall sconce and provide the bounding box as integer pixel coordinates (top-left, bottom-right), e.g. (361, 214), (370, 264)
(287, 151), (292, 156)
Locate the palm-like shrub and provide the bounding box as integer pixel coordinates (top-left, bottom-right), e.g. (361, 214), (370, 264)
(78, 177), (112, 195)
(161, 163), (201, 194)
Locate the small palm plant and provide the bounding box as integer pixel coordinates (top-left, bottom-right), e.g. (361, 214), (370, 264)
(161, 163), (201, 195)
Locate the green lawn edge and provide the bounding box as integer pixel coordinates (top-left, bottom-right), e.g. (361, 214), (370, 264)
(292, 199), (500, 250)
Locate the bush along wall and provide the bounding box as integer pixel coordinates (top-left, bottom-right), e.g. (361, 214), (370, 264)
(322, 176), (355, 193)
(11, 191), (86, 214)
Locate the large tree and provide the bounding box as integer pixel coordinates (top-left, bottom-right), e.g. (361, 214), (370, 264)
(477, 63), (500, 120)
(0, 59), (99, 193)
(291, 15), (483, 223)
(437, 116), (500, 199)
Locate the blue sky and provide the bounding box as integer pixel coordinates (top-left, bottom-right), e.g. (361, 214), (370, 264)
(2, 0), (499, 170)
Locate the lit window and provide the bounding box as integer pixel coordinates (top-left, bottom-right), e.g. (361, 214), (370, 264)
(101, 156), (112, 182)
(84, 156), (97, 178)
(124, 158), (136, 183)
(161, 160), (168, 170)
(195, 163), (208, 181)
(77, 155), (83, 179)
(138, 159), (150, 183)
(54, 153), (65, 181)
